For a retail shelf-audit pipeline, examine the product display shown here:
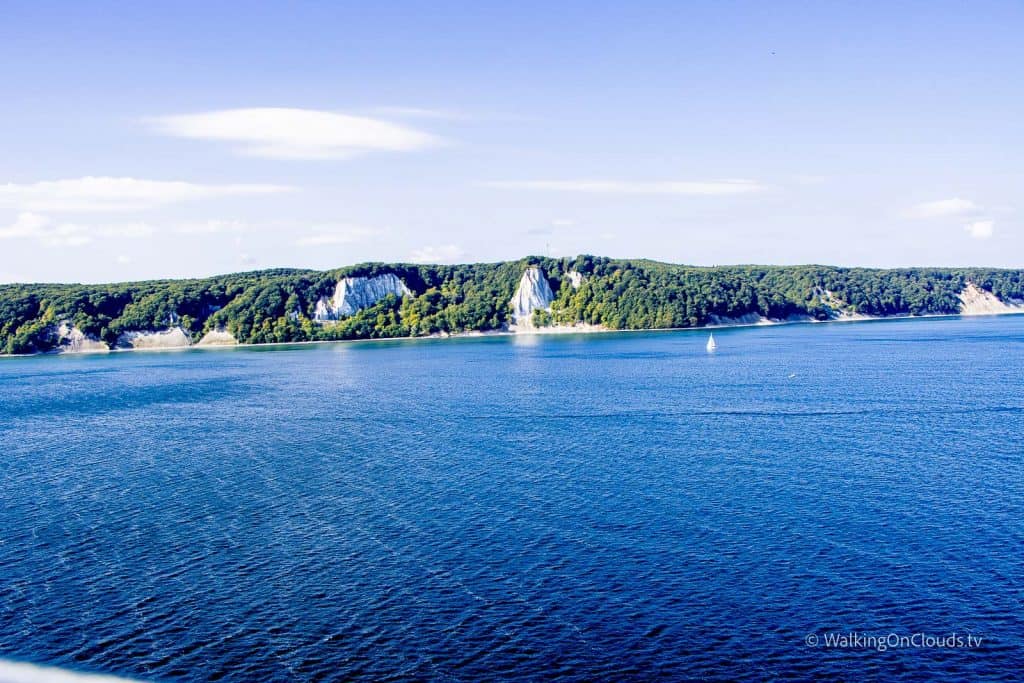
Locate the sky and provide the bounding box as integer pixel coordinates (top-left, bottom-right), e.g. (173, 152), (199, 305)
(1, 0), (1021, 283)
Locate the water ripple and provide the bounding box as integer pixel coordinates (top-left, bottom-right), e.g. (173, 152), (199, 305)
(1, 316), (1023, 680)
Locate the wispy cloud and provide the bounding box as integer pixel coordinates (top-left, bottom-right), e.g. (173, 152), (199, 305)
(480, 179), (765, 195)
(907, 197), (980, 219)
(149, 108), (442, 160)
(906, 197), (1002, 240)
(408, 244), (466, 264)
(964, 220), (994, 239)
(295, 224), (381, 247)
(0, 213), (91, 247)
(0, 177), (289, 212)
(0, 212), (154, 247)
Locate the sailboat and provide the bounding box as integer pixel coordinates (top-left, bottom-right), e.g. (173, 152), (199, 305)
(706, 332), (717, 352)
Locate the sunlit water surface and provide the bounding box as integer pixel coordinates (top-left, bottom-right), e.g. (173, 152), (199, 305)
(2, 316), (1023, 681)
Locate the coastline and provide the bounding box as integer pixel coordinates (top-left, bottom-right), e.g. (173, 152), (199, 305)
(3, 310), (1024, 359)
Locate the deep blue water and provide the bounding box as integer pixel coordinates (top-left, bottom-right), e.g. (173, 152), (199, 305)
(1, 316), (1023, 681)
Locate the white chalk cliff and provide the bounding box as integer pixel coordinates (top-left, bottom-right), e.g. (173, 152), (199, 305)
(314, 274), (411, 321)
(958, 282), (1024, 316)
(565, 270), (584, 289)
(707, 312), (773, 326)
(117, 327), (192, 349)
(810, 288), (873, 321)
(510, 266), (555, 327)
(55, 323), (108, 353)
(197, 327), (237, 345)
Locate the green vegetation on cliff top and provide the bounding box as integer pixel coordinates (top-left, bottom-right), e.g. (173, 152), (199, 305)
(2, 256), (1023, 354)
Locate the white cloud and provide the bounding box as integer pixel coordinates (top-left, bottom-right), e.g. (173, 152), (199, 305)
(408, 244), (466, 264)
(0, 212), (92, 247)
(295, 224), (381, 247)
(908, 197), (980, 219)
(964, 220), (994, 239)
(0, 212), (49, 238)
(149, 108), (441, 160)
(0, 212), (154, 247)
(480, 179), (765, 195)
(40, 224), (91, 247)
(908, 198), (998, 239)
(0, 177), (290, 212)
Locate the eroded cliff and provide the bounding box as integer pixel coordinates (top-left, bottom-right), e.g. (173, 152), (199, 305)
(510, 267), (555, 327)
(314, 274), (411, 321)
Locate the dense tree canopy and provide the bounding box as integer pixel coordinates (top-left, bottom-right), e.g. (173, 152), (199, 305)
(2, 256), (1022, 354)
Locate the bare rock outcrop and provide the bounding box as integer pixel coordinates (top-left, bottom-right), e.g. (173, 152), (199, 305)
(958, 282), (1024, 316)
(510, 267), (555, 327)
(197, 327), (237, 345)
(314, 274), (411, 321)
(116, 327), (192, 349)
(55, 323), (108, 353)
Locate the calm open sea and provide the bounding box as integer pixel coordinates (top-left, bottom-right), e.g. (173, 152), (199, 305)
(1, 316), (1022, 681)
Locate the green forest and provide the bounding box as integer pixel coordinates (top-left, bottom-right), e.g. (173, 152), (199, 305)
(2, 255), (1023, 354)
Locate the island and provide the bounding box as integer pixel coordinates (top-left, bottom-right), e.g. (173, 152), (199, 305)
(2, 255), (1024, 355)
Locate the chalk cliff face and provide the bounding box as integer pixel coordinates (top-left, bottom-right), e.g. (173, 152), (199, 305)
(707, 312), (772, 326)
(314, 274), (411, 321)
(809, 288), (873, 321)
(566, 270), (584, 289)
(510, 266), (555, 326)
(117, 327), (192, 349)
(197, 327), (237, 345)
(55, 323), (108, 353)
(958, 282), (1024, 316)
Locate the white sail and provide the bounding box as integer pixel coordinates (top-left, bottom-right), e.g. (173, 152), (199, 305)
(706, 332), (717, 352)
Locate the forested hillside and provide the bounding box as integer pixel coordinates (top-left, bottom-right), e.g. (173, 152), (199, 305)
(2, 255), (1023, 354)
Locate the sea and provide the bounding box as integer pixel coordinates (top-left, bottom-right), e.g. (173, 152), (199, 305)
(1, 316), (1022, 681)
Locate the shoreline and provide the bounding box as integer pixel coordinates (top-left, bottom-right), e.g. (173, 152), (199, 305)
(3, 310), (1024, 359)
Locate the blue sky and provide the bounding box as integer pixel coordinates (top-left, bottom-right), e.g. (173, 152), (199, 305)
(1, 1), (1021, 282)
